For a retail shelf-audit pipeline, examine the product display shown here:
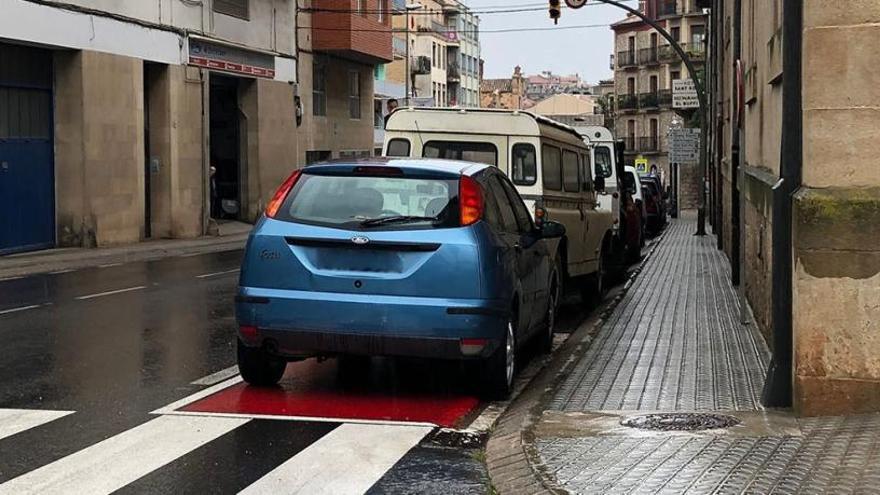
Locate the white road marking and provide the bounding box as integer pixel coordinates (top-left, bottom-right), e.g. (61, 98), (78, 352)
(190, 365), (240, 386)
(196, 269), (240, 279)
(151, 376), (244, 414)
(239, 423), (431, 495)
(98, 263), (122, 268)
(0, 303), (51, 316)
(74, 286), (147, 300)
(0, 409), (74, 442)
(0, 415), (249, 495)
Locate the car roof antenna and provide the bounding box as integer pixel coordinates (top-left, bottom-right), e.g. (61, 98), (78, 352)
(414, 119), (425, 153)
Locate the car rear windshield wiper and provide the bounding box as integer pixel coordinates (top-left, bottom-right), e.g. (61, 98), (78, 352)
(360, 215), (440, 227)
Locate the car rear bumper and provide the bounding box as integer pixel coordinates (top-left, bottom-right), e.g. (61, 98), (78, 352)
(235, 287), (509, 360)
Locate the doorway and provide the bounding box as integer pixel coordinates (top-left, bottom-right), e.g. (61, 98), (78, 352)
(209, 75), (242, 220)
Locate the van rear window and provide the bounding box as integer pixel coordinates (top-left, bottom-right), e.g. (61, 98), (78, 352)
(386, 138), (411, 157)
(423, 141), (497, 166)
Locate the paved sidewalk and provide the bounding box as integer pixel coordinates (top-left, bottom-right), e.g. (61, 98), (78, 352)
(0, 221), (251, 279)
(495, 215), (880, 494)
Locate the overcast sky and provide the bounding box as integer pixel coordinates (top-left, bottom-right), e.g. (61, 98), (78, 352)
(468, 0), (635, 82)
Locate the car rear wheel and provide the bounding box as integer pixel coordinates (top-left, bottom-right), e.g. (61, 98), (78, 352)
(585, 244), (607, 304)
(237, 339), (286, 386)
(482, 316), (516, 400)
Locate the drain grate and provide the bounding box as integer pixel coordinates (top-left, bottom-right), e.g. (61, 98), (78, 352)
(621, 413), (741, 431)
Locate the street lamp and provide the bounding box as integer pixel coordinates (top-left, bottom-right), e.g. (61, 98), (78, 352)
(404, 2), (422, 106)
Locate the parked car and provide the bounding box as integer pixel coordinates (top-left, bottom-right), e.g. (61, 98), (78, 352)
(640, 176), (666, 234)
(235, 158), (566, 399)
(384, 108), (615, 301)
(624, 166), (648, 241)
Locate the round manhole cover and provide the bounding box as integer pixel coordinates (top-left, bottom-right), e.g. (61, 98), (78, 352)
(621, 413), (741, 431)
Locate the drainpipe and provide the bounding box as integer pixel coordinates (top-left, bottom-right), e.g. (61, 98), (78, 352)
(730, 0), (741, 285)
(762, 0), (802, 408)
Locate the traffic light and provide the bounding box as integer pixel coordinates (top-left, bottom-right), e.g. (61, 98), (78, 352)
(549, 0), (561, 24)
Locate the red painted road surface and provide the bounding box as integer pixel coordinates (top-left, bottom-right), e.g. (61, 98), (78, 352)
(182, 359), (481, 428)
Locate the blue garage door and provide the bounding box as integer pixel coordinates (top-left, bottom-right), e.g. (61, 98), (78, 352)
(0, 44), (54, 255)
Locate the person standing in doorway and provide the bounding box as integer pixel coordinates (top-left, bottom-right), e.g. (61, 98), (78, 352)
(384, 99), (399, 128)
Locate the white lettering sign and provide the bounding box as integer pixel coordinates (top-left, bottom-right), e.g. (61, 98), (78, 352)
(673, 79), (699, 109)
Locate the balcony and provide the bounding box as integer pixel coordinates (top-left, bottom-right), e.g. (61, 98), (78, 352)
(447, 63), (460, 81)
(639, 47), (659, 66)
(681, 42), (706, 61)
(658, 89), (673, 107)
(639, 91), (660, 110)
(658, 44), (678, 63)
(617, 50), (637, 69)
(622, 137), (637, 154)
(411, 55), (431, 75)
(639, 136), (660, 152)
(312, 0), (392, 64)
(657, 0), (703, 17)
(618, 94), (638, 112)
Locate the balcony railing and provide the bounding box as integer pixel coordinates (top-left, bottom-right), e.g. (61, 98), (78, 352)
(658, 89), (673, 107)
(617, 50), (637, 68)
(639, 91), (660, 109)
(657, 0), (678, 17)
(446, 63), (460, 80)
(639, 136), (660, 152)
(681, 42), (706, 61)
(618, 94), (638, 111)
(657, 0), (703, 17)
(639, 47), (659, 65)
(622, 137), (636, 152)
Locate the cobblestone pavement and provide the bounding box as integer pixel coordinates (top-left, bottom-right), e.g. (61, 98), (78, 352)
(533, 217), (880, 494)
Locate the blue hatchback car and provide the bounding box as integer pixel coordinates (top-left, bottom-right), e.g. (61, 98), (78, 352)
(235, 158), (565, 397)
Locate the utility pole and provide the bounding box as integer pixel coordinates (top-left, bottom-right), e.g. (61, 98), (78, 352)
(562, 0), (710, 235)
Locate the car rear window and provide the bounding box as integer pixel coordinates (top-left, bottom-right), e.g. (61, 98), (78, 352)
(275, 172), (460, 230)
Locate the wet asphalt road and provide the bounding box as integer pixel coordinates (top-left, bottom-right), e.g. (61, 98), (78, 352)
(0, 250), (593, 493)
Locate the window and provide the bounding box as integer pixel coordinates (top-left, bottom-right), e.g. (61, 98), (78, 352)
(378, 0), (386, 22)
(356, 0), (364, 15)
(422, 141), (497, 166)
(562, 150), (580, 193)
(671, 70), (681, 81)
(541, 145), (562, 191)
(497, 176), (534, 233)
(511, 143), (537, 185)
(671, 26), (681, 42)
(581, 153), (593, 191)
(214, 0), (249, 19)
(386, 138), (411, 157)
(279, 173), (460, 230)
(487, 176), (518, 232)
(306, 150), (331, 164)
(348, 71), (361, 119)
(594, 146), (613, 178)
(481, 175), (506, 232)
(312, 61), (326, 116)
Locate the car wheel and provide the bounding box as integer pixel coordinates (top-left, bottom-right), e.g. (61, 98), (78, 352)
(541, 273), (558, 354)
(587, 244), (607, 304)
(237, 339), (286, 386)
(482, 315), (516, 400)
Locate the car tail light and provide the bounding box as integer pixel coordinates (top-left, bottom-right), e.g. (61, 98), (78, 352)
(240, 325), (258, 338)
(460, 338), (488, 356)
(459, 176), (484, 226)
(265, 169), (302, 218)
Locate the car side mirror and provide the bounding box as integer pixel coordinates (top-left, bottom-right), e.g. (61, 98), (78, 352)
(594, 175), (606, 192)
(540, 220), (566, 239)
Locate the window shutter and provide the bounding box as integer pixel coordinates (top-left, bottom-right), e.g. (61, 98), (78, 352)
(214, 0), (249, 20)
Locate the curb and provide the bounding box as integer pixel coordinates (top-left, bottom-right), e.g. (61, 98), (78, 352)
(485, 229), (669, 494)
(0, 234), (248, 279)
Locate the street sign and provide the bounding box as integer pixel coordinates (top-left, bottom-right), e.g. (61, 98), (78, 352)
(565, 0), (588, 7)
(635, 157), (648, 173)
(673, 79), (699, 109)
(669, 128), (700, 163)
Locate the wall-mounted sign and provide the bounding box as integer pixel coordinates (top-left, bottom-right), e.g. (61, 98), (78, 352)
(188, 37), (275, 79)
(635, 157), (648, 173)
(669, 128), (701, 163)
(672, 79), (699, 109)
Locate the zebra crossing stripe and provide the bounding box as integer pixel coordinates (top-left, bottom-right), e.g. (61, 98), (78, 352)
(0, 409), (73, 442)
(0, 415), (249, 495)
(239, 423), (432, 495)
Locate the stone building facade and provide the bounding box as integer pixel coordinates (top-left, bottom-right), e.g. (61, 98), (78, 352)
(480, 66), (526, 110)
(611, 0), (707, 208)
(1, 0), (298, 253)
(707, 0), (880, 416)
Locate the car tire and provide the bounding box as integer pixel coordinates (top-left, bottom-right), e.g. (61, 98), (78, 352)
(540, 273), (558, 354)
(237, 339), (286, 386)
(482, 314), (516, 400)
(586, 244), (607, 304)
